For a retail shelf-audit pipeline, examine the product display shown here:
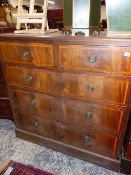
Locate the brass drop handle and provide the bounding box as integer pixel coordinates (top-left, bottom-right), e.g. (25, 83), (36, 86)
(85, 111), (93, 119)
(88, 55), (97, 63)
(30, 99), (36, 107)
(22, 50), (30, 60)
(32, 119), (39, 127)
(26, 76), (33, 83)
(85, 136), (92, 145)
(87, 85), (94, 93)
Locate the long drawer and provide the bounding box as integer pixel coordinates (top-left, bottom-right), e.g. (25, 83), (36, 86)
(6, 66), (129, 105)
(1, 42), (54, 67)
(11, 89), (125, 133)
(58, 45), (131, 75)
(14, 110), (120, 158)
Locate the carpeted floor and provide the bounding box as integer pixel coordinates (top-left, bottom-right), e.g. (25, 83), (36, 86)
(0, 119), (124, 175)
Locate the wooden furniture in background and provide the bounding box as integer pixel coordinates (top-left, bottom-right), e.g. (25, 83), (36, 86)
(0, 33), (131, 173)
(14, 0), (48, 33)
(47, 9), (63, 30)
(0, 0), (10, 6)
(0, 4), (17, 27)
(0, 27), (15, 33)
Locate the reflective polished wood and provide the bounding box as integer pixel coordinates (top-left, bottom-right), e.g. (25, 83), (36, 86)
(11, 89), (126, 133)
(0, 32), (131, 172)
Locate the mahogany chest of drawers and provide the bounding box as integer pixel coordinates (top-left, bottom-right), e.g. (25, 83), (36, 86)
(0, 33), (131, 172)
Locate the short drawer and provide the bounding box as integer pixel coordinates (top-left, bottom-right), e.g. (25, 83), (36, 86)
(1, 42), (54, 67)
(125, 144), (131, 160)
(7, 66), (129, 105)
(15, 110), (120, 158)
(6, 66), (41, 90)
(59, 45), (131, 75)
(0, 83), (8, 97)
(11, 89), (126, 133)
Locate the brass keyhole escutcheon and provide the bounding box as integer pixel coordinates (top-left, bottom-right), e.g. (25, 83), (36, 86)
(32, 119), (39, 128)
(87, 85), (94, 93)
(85, 136), (92, 146)
(30, 99), (36, 107)
(88, 55), (97, 63)
(22, 50), (30, 60)
(26, 76), (33, 83)
(86, 111), (93, 119)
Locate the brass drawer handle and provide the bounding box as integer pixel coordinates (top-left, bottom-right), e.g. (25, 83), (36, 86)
(88, 55), (97, 63)
(22, 50), (30, 60)
(30, 99), (36, 107)
(32, 119), (39, 127)
(87, 85), (94, 93)
(85, 136), (92, 145)
(26, 76), (33, 83)
(85, 111), (93, 119)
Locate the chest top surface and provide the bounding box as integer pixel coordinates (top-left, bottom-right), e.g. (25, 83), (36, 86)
(0, 31), (131, 46)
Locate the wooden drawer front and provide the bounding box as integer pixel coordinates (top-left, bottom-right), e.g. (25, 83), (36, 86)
(12, 89), (125, 133)
(0, 83), (8, 97)
(0, 99), (12, 116)
(1, 42), (54, 67)
(0, 66), (4, 83)
(59, 45), (131, 75)
(125, 144), (131, 160)
(7, 67), (41, 90)
(7, 67), (129, 105)
(15, 110), (119, 158)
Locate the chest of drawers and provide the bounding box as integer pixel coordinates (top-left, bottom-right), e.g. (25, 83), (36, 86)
(0, 33), (131, 172)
